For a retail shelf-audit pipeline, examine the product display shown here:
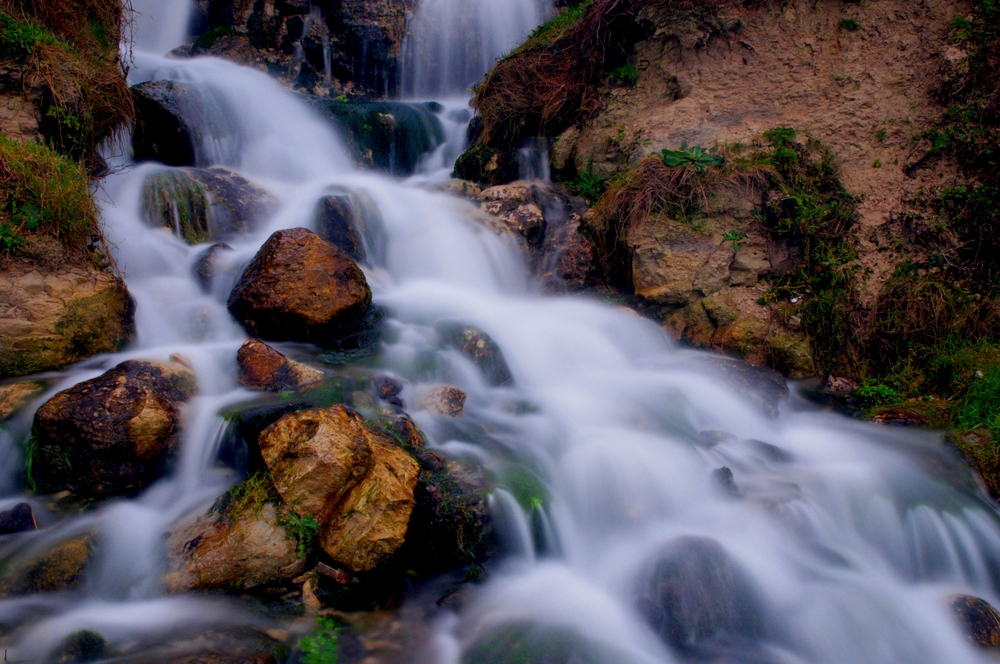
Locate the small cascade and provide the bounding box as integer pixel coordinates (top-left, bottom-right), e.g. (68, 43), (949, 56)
(129, 0), (194, 55)
(322, 34), (333, 88)
(402, 0), (553, 97)
(517, 137), (552, 181)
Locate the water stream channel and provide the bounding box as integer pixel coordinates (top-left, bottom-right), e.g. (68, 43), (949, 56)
(1, 1), (999, 662)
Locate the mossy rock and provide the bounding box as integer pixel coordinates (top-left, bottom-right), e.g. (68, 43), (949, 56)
(464, 622), (640, 664)
(454, 144), (519, 187)
(0, 535), (93, 597)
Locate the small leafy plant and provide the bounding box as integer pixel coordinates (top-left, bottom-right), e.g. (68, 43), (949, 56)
(606, 64), (638, 86)
(660, 142), (723, 172)
(282, 511), (320, 558)
(566, 162), (607, 206)
(299, 616), (341, 664)
(723, 229), (747, 252)
(839, 18), (861, 31)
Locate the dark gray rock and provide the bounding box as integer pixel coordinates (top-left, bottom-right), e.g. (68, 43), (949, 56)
(313, 186), (386, 264)
(436, 322), (514, 387)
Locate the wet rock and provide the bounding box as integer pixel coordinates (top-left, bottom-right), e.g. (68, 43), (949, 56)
(0, 380), (45, 419)
(951, 595), (1000, 648)
(0, 502), (36, 534)
(227, 228), (373, 348)
(638, 536), (762, 653)
(164, 501), (304, 592)
(237, 339), (324, 392)
(141, 168), (276, 244)
(132, 80), (234, 167)
(476, 181), (596, 291)
(436, 323), (514, 386)
(824, 375), (859, 394)
(418, 386), (466, 417)
(0, 261), (135, 379)
(454, 144), (519, 188)
(708, 358), (789, 418)
(192, 242), (233, 292)
(313, 186), (385, 263)
(373, 375), (403, 400)
(258, 405), (420, 573)
(304, 98), (444, 175)
(54, 630), (106, 663)
(437, 178), (483, 199)
(712, 467), (741, 497)
(749, 440), (793, 463)
(0, 535), (92, 596)
(464, 622), (629, 664)
(32, 359), (197, 497)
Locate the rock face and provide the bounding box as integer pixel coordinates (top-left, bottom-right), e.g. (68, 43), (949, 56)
(638, 536), (762, 653)
(227, 228), (373, 347)
(0, 260), (135, 379)
(31, 360), (197, 497)
(258, 405), (420, 573)
(476, 182), (596, 292)
(304, 98), (444, 175)
(237, 338), (324, 391)
(164, 501), (304, 592)
(141, 167), (276, 244)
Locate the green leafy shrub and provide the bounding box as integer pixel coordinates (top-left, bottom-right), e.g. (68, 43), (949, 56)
(282, 512), (320, 558)
(838, 18), (861, 31)
(565, 162), (607, 205)
(606, 64), (639, 86)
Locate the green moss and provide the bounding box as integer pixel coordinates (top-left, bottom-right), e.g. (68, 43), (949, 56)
(0, 135), (101, 252)
(838, 18), (861, 32)
(219, 470), (280, 523)
(297, 616), (341, 664)
(194, 26), (235, 50)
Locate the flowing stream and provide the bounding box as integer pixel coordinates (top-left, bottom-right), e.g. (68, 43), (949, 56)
(2, 2), (1000, 662)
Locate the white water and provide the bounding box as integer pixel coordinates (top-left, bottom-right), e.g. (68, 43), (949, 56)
(402, 0), (552, 97)
(1, 2), (999, 662)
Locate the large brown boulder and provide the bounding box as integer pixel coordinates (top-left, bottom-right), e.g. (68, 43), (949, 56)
(31, 359), (197, 497)
(237, 338), (324, 391)
(258, 405), (420, 573)
(227, 228), (373, 348)
(164, 501), (304, 592)
(0, 259), (135, 379)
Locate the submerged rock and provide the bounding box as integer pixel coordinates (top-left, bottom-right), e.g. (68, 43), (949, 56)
(304, 97), (444, 174)
(164, 500), (304, 592)
(31, 359), (197, 497)
(313, 186), (385, 264)
(54, 630), (107, 663)
(638, 536), (762, 653)
(227, 228), (373, 348)
(0, 260), (135, 379)
(951, 594), (1000, 648)
(258, 405), (419, 573)
(132, 80), (236, 167)
(0, 535), (93, 596)
(141, 168), (276, 244)
(418, 386), (466, 418)
(0, 502), (36, 535)
(237, 338), (324, 392)
(192, 242), (233, 292)
(436, 322), (514, 387)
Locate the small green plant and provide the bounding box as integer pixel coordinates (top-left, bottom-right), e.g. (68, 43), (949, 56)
(22, 434), (37, 492)
(298, 616), (341, 664)
(855, 382), (900, 406)
(282, 511), (320, 558)
(875, 128), (887, 142)
(334, 94), (350, 103)
(0, 222), (24, 253)
(660, 142), (724, 172)
(606, 64), (638, 86)
(873, 159), (882, 168)
(224, 470), (275, 521)
(839, 18), (862, 31)
(0, 12), (61, 60)
(723, 229), (747, 252)
(565, 162), (607, 206)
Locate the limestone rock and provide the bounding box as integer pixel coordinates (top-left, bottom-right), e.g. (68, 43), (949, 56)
(237, 339), (324, 392)
(258, 405), (420, 573)
(952, 595), (1000, 648)
(0, 536), (92, 596)
(436, 322), (514, 386)
(0, 261), (135, 379)
(141, 168), (276, 244)
(0, 381), (45, 420)
(31, 360), (197, 497)
(227, 228), (373, 347)
(418, 386), (466, 417)
(164, 501), (304, 592)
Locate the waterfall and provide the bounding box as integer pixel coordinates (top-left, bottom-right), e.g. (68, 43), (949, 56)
(128, 0), (195, 55)
(3, 1), (1000, 662)
(402, 0), (553, 97)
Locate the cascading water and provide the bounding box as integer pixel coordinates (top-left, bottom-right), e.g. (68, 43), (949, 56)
(2, 1), (1000, 662)
(402, 0), (552, 97)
